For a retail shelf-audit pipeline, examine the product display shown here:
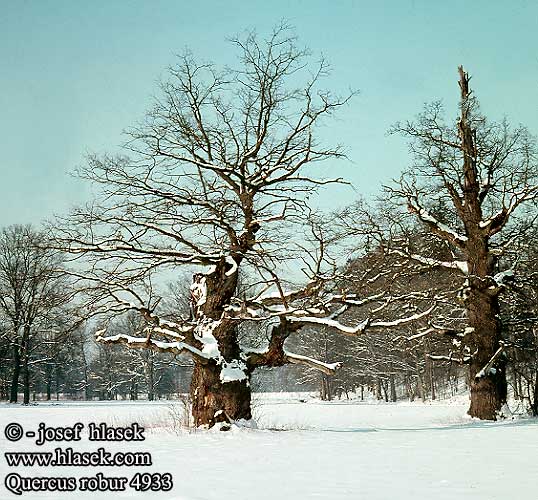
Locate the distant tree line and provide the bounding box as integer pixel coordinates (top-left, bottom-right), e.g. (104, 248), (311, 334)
(0, 221), (536, 413)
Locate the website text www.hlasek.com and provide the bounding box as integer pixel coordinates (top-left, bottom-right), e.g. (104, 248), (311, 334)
(3, 421), (173, 496)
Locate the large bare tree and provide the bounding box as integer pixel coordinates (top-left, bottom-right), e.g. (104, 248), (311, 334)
(386, 67), (538, 419)
(56, 27), (433, 428)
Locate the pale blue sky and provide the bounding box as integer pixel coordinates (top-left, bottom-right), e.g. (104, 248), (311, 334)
(1, 0), (537, 226)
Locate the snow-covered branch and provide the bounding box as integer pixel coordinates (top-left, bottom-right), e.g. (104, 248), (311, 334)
(95, 332), (207, 361)
(284, 351), (342, 375)
(408, 201), (468, 248)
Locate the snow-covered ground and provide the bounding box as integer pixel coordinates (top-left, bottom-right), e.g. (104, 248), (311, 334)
(1, 394), (536, 499)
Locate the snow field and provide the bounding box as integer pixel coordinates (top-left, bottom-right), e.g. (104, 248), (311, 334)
(1, 395), (536, 499)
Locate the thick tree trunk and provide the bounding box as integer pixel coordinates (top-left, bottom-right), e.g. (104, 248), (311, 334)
(190, 361), (252, 428)
(188, 258), (254, 428)
(464, 218), (507, 420)
(10, 344), (21, 403)
(467, 286), (507, 420)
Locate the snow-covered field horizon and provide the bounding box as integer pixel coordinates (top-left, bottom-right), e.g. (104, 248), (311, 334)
(1, 394), (536, 499)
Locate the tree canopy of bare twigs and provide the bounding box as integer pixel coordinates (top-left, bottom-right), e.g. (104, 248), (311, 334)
(53, 26), (437, 427)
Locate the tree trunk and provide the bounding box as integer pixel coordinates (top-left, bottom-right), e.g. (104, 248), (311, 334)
(464, 227), (507, 420)
(512, 365), (520, 400)
(188, 260), (254, 428)
(430, 363), (436, 401)
(324, 374), (333, 401)
(467, 286), (507, 420)
(376, 378), (383, 400)
(81, 344), (90, 401)
(22, 356), (30, 405)
(10, 344), (21, 403)
(516, 371), (523, 401)
(424, 342), (436, 400)
(46, 377), (52, 401)
(416, 371), (425, 402)
(530, 370), (538, 417)
(147, 360), (155, 402)
(130, 381), (138, 401)
(55, 368), (61, 401)
(458, 66), (507, 420)
(190, 361), (252, 428)
(45, 363), (53, 401)
(21, 325), (31, 405)
(390, 374), (397, 402)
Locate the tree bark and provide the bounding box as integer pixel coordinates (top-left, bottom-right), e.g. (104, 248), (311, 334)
(463, 218), (507, 419)
(190, 361), (252, 428)
(188, 259), (254, 427)
(466, 265), (507, 419)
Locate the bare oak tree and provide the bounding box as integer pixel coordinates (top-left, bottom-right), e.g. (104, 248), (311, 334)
(56, 27), (433, 428)
(387, 67), (538, 419)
